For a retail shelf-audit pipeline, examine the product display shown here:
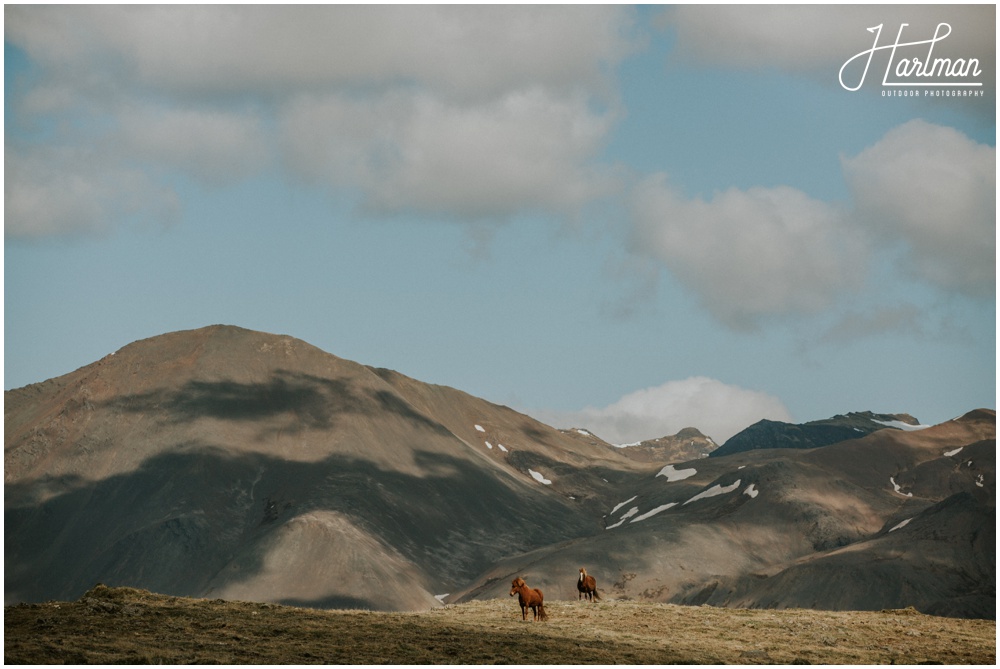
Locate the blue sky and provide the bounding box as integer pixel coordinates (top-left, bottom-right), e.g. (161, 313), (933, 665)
(5, 5), (995, 443)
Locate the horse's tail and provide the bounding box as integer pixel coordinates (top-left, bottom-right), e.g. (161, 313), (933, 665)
(592, 588), (601, 601)
(537, 603), (549, 621)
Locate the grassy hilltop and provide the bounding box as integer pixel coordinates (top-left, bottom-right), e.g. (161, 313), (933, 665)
(4, 585), (995, 664)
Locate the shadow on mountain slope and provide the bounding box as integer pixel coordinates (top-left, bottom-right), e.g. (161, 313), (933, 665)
(5, 444), (598, 610)
(705, 492), (996, 619)
(449, 418), (995, 618)
(5, 327), (994, 618)
(99, 370), (454, 439)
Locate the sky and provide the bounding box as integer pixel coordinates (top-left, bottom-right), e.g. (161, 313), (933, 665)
(4, 4), (996, 444)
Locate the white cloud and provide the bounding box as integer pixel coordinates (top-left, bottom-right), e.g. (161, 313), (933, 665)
(280, 88), (619, 219)
(6, 5), (635, 102)
(842, 119), (995, 297)
(535, 377), (792, 445)
(5, 5), (638, 238)
(5, 145), (179, 239)
(664, 5), (864, 72)
(626, 119), (993, 330)
(4, 104), (256, 238)
(117, 106), (270, 184)
(663, 5), (994, 79)
(629, 175), (868, 329)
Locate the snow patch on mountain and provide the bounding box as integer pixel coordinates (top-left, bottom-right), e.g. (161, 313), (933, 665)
(889, 518), (912, 532)
(630, 503), (678, 523)
(656, 464), (698, 482)
(611, 496), (638, 515)
(890, 477), (913, 497)
(874, 419), (930, 431)
(684, 479), (741, 505)
(606, 506), (639, 529)
(529, 469), (552, 485)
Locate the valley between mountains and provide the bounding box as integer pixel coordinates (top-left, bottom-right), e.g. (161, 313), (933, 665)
(4, 325), (995, 619)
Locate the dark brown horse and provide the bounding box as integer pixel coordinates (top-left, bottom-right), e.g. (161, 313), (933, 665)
(577, 567), (601, 602)
(510, 577), (548, 621)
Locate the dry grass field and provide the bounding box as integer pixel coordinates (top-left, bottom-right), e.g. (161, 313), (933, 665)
(4, 585), (994, 664)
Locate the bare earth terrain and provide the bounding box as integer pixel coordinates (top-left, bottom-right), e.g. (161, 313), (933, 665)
(6, 328), (994, 617)
(4, 585), (994, 664)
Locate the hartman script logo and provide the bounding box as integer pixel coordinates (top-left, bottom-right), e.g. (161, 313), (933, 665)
(839, 22), (983, 91)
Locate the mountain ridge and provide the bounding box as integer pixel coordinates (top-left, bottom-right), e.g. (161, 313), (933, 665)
(5, 325), (655, 610)
(613, 426), (718, 463)
(5, 325), (995, 618)
(711, 410), (928, 458)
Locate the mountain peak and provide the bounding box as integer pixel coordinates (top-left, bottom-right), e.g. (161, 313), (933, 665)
(4, 326), (652, 610)
(615, 426), (717, 464)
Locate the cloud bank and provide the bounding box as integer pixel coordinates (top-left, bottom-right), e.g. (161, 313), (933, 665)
(5, 5), (638, 237)
(842, 119), (995, 297)
(7, 6), (992, 333)
(279, 88), (620, 219)
(626, 120), (994, 330)
(4, 145), (181, 239)
(629, 177), (867, 330)
(663, 5), (995, 83)
(535, 377), (792, 445)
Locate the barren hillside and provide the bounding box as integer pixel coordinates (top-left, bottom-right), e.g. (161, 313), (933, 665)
(5, 326), (995, 618)
(5, 326), (652, 610)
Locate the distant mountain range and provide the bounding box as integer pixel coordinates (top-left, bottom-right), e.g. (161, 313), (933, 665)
(5, 326), (994, 618)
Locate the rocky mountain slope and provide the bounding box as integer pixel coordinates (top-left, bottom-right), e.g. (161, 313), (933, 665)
(553, 426), (717, 464)
(711, 411), (925, 457)
(5, 326), (995, 618)
(615, 427), (717, 463)
(5, 325), (652, 610)
(450, 410), (995, 619)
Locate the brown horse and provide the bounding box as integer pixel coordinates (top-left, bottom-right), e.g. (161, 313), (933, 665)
(577, 567), (601, 602)
(510, 577), (548, 621)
